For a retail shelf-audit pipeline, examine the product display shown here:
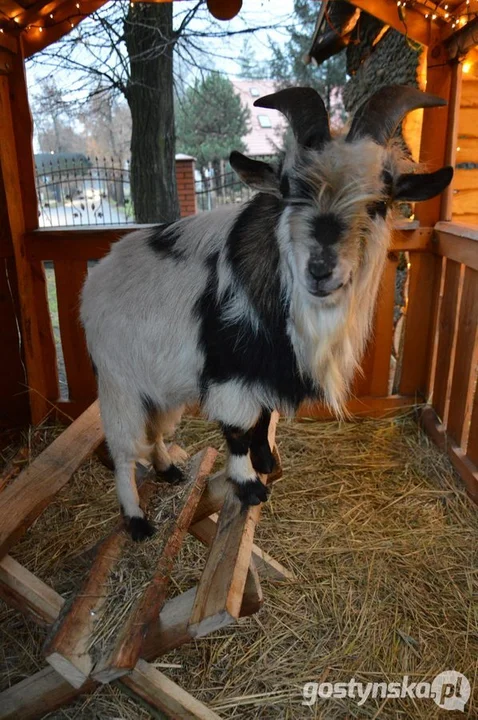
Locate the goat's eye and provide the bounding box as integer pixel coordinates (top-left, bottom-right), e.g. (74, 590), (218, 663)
(367, 200), (388, 219)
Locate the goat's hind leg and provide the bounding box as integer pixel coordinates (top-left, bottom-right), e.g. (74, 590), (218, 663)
(99, 381), (155, 541)
(144, 400), (187, 484)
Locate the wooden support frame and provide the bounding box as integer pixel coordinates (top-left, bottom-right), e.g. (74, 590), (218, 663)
(188, 413), (278, 638)
(0, 401), (103, 558)
(44, 448), (216, 687)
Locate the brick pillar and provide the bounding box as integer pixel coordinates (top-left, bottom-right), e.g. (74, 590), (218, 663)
(175, 154), (197, 217)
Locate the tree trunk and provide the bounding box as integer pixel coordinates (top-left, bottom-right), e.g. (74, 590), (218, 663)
(124, 3), (179, 223)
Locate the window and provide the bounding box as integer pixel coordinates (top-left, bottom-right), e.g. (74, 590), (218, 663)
(258, 114), (272, 128)
(249, 87), (260, 97)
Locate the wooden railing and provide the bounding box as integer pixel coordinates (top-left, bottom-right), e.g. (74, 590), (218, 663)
(421, 221), (478, 502)
(25, 221), (435, 421)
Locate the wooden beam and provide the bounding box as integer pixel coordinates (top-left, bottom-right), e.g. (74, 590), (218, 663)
(0, 558), (261, 720)
(433, 223), (478, 271)
(25, 225), (434, 262)
(189, 514), (294, 582)
(121, 659), (223, 720)
(298, 394), (419, 418)
(420, 406), (478, 503)
(93, 448), (217, 683)
(0, 554), (64, 625)
(0, 667), (95, 720)
(22, 0), (108, 57)
(0, 401), (103, 558)
(188, 414), (278, 638)
(44, 448), (215, 688)
(347, 0), (440, 46)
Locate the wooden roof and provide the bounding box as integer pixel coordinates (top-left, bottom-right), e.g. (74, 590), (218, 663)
(0, 0), (477, 61)
(308, 0), (478, 63)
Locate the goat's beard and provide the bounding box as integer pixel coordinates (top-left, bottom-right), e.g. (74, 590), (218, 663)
(287, 222), (391, 417)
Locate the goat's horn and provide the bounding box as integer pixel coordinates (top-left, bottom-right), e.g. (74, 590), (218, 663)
(346, 85), (447, 145)
(254, 87), (331, 150)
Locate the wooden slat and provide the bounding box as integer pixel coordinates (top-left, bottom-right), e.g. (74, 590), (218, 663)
(0, 666), (94, 720)
(369, 255), (397, 396)
(456, 137), (478, 164)
(460, 80), (478, 108)
(189, 514), (294, 583)
(446, 267), (478, 447)
(454, 169), (478, 191)
(121, 659), (223, 720)
(0, 400), (103, 558)
(453, 188), (478, 216)
(467, 384), (478, 466)
(188, 414), (278, 637)
(432, 260), (462, 422)
(54, 259), (96, 403)
(0, 554), (64, 625)
(93, 448), (217, 683)
(399, 253), (439, 397)
(458, 107), (478, 138)
(420, 406), (478, 504)
(25, 225), (433, 262)
(31, 258), (60, 403)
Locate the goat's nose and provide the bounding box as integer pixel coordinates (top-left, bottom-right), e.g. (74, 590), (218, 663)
(307, 259), (333, 282)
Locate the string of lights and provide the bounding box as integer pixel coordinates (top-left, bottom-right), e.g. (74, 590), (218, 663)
(0, 0), (476, 45)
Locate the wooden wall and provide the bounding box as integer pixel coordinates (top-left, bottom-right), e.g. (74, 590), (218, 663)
(453, 78), (478, 226)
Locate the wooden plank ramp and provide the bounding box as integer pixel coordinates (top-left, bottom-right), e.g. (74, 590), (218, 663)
(121, 659), (223, 720)
(44, 447), (217, 688)
(0, 553), (261, 719)
(188, 413), (279, 638)
(0, 401), (104, 559)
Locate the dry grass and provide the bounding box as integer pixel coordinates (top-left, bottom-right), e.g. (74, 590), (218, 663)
(0, 411), (477, 719)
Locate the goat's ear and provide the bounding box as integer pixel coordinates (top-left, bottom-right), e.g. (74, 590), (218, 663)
(229, 151), (280, 195)
(393, 166), (453, 202)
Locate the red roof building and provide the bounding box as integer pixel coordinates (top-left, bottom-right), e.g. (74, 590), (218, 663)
(231, 79), (286, 157)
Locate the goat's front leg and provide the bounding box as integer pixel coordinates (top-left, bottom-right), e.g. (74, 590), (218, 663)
(250, 408), (276, 475)
(222, 423), (269, 507)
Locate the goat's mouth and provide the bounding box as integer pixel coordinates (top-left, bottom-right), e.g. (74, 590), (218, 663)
(305, 272), (351, 299)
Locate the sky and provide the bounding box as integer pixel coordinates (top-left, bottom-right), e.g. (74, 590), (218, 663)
(26, 0), (301, 151)
(27, 0), (298, 98)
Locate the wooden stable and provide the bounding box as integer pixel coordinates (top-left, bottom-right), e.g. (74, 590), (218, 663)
(0, 0), (477, 718)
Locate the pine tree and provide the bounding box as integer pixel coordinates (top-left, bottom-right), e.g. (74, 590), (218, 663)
(176, 74), (250, 171)
(269, 0), (347, 119)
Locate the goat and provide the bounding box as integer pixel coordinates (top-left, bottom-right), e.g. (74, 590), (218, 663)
(81, 85), (453, 541)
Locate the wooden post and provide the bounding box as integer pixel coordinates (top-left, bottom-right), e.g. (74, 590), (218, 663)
(399, 41), (453, 400)
(0, 40), (58, 422)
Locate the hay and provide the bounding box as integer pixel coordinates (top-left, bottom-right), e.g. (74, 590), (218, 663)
(88, 467), (197, 661)
(1, 412), (477, 719)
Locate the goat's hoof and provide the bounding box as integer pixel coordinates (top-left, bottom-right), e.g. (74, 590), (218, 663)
(250, 445), (276, 475)
(232, 477), (269, 508)
(127, 516), (155, 542)
(156, 463), (187, 485)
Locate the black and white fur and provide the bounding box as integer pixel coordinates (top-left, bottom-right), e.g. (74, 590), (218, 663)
(80, 85), (452, 540)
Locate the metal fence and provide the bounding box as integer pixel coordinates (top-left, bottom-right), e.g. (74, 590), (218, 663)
(35, 155), (133, 227)
(35, 157), (255, 227)
(195, 170), (254, 212)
